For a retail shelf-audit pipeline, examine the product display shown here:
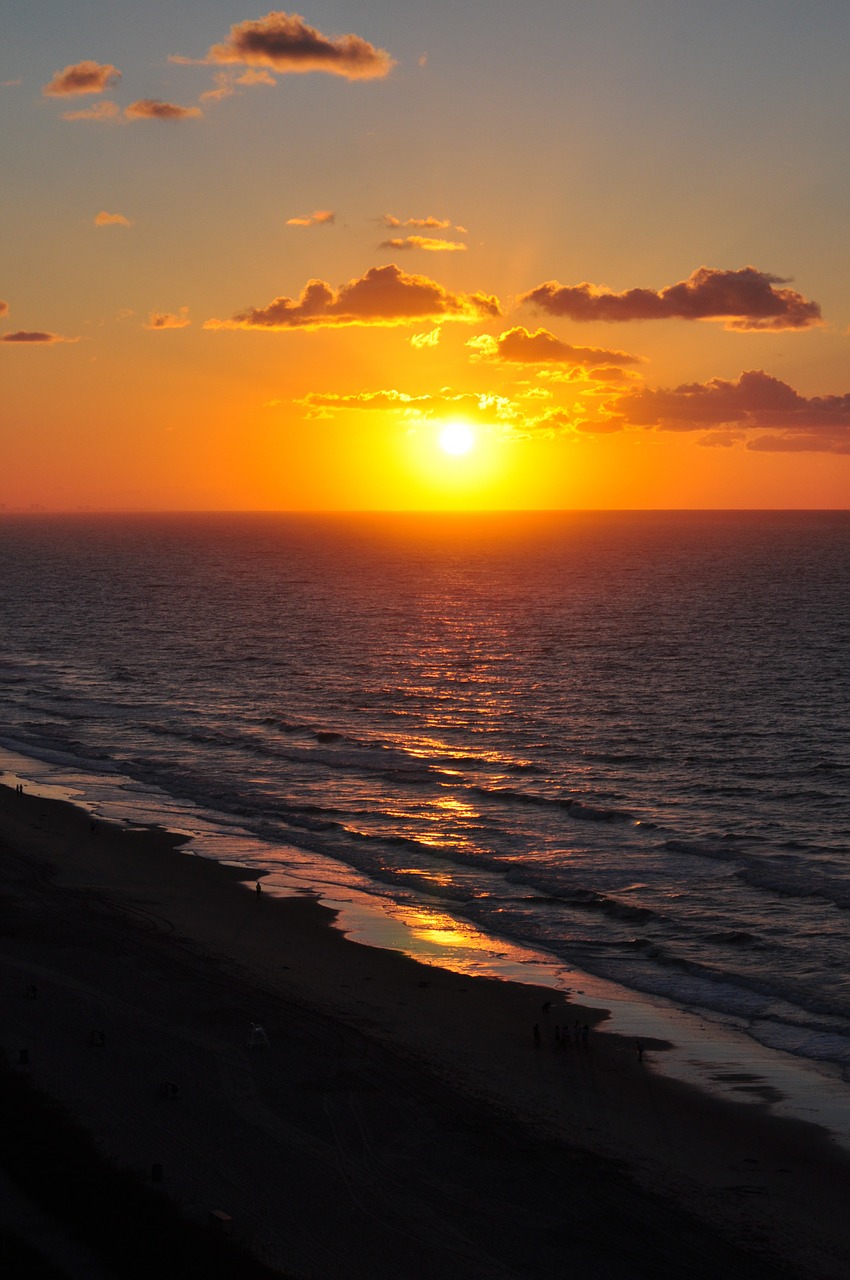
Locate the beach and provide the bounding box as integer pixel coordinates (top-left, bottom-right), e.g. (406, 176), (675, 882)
(1, 779), (849, 1279)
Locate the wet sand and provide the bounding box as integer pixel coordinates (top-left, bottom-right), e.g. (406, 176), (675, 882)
(1, 779), (848, 1278)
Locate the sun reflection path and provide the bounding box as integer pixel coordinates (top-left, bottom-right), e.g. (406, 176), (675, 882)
(379, 901), (553, 981)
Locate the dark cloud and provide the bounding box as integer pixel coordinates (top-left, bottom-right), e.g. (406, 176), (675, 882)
(205, 264), (501, 330)
(144, 308), (191, 330)
(1, 330), (75, 344)
(473, 326), (638, 367)
(615, 369), (850, 453)
(125, 99), (202, 121)
(522, 266), (822, 332)
(746, 433), (850, 454)
(43, 60), (121, 96)
(181, 11), (394, 81)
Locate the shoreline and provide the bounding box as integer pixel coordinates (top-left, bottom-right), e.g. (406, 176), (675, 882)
(2, 780), (850, 1277)
(6, 745), (850, 1153)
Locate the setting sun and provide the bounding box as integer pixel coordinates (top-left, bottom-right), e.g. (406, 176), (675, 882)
(438, 422), (475, 456)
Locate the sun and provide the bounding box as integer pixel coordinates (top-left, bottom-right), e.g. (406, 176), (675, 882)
(438, 421), (476, 456)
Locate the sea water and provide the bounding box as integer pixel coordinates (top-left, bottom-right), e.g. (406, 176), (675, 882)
(1, 511), (848, 1107)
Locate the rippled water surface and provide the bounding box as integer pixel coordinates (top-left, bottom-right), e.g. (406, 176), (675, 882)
(1, 511), (848, 1072)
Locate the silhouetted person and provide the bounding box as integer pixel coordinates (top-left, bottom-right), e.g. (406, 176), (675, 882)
(256, 881), (262, 896)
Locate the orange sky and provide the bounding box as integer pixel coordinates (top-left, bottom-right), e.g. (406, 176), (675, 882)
(3, 4), (850, 510)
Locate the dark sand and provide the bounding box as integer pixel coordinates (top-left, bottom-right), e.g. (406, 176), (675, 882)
(1, 779), (849, 1278)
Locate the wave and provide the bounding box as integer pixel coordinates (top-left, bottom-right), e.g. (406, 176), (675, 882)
(474, 785), (634, 824)
(702, 930), (765, 947)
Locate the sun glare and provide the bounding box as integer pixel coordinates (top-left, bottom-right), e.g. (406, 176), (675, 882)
(438, 422), (475, 456)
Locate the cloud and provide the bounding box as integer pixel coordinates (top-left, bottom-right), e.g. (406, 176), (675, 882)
(295, 384), (621, 439)
(63, 100), (120, 122)
(699, 430), (747, 449)
(43, 61), (121, 97)
(1, 330), (76, 344)
(125, 99), (202, 121)
(145, 308), (191, 330)
(237, 68), (277, 86)
(205, 264), (501, 331)
(0, 300), (8, 316)
(298, 388), (522, 426)
(745, 433), (850, 454)
(522, 266), (822, 332)
(299, 389), (431, 413)
(200, 71), (239, 103)
(469, 326), (638, 367)
(383, 215), (452, 230)
(94, 210), (132, 228)
(526, 407), (621, 436)
(286, 209), (335, 227)
(410, 328), (441, 349)
(176, 11), (395, 81)
(379, 235), (467, 253)
(198, 68), (277, 102)
(614, 369), (850, 452)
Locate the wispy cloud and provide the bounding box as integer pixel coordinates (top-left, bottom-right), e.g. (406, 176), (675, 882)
(379, 235), (466, 253)
(198, 68), (277, 102)
(0, 300), (8, 316)
(1, 330), (77, 344)
(294, 384), (622, 439)
(173, 11), (395, 81)
(469, 326), (638, 367)
(613, 369), (850, 452)
(410, 328), (441, 349)
(299, 389), (432, 413)
(237, 68), (277, 86)
(523, 266), (822, 332)
(94, 211), (132, 228)
(63, 101), (120, 122)
(43, 60), (121, 96)
(383, 214), (452, 230)
(199, 71), (239, 102)
(144, 308), (191, 330)
(298, 387), (521, 426)
(286, 210), (335, 227)
(205, 264), (501, 331)
(125, 99), (202, 121)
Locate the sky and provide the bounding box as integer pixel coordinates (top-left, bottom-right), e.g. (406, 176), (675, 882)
(3, 0), (850, 510)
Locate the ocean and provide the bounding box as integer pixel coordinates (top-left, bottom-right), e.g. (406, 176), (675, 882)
(1, 510), (848, 1091)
